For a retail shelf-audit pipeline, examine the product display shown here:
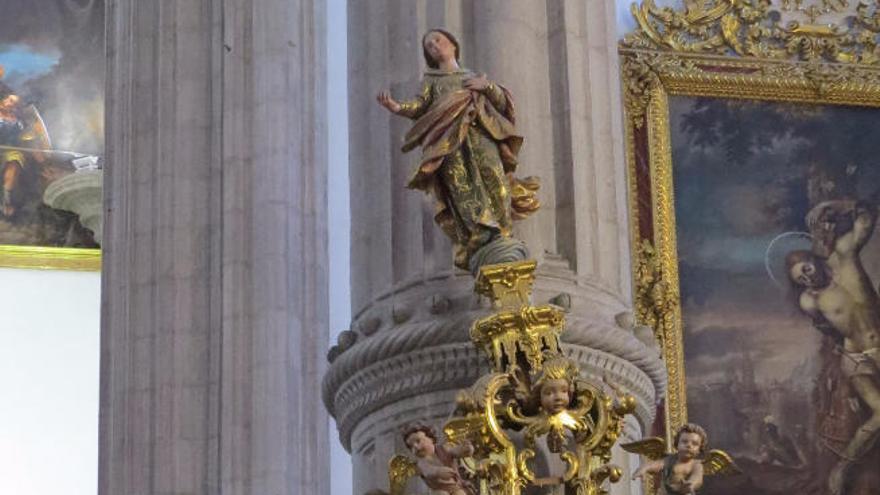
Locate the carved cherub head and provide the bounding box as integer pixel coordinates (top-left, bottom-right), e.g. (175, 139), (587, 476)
(533, 356), (578, 415)
(402, 423), (438, 459)
(673, 423), (708, 460)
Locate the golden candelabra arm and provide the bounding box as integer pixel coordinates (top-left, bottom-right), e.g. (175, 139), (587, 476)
(484, 374), (516, 451)
(591, 464), (623, 485)
(504, 401), (533, 425)
(560, 451), (580, 482)
(516, 449), (537, 483)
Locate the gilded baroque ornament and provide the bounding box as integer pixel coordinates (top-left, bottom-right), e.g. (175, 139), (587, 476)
(633, 240), (675, 348)
(621, 51), (663, 127)
(625, 0), (880, 64)
(383, 261), (637, 495)
(781, 0), (849, 22)
(621, 0), (880, 128)
(621, 0), (880, 485)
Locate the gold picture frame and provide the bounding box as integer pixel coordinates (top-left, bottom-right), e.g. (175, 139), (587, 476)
(0, 245), (100, 271)
(620, 0), (880, 483)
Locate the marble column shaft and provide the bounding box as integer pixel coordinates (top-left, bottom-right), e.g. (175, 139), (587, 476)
(100, 1), (328, 494)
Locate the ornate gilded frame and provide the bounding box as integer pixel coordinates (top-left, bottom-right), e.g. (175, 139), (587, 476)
(620, 0), (880, 442)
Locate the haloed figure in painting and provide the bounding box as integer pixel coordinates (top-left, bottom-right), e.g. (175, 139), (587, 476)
(786, 199), (880, 495)
(376, 29), (538, 271)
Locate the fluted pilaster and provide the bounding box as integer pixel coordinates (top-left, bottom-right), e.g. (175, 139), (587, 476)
(100, 1), (328, 493)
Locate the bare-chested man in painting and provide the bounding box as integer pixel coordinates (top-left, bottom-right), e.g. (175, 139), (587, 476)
(787, 199), (880, 495)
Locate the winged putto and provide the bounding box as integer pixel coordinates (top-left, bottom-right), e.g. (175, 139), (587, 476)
(624, 423), (739, 495)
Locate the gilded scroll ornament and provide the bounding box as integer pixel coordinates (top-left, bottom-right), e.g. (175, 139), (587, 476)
(782, 0), (849, 22)
(622, 52), (663, 127)
(380, 262), (637, 495)
(633, 240), (675, 347)
(624, 0), (880, 64)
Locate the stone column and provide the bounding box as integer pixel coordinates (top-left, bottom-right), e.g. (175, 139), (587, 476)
(326, 1), (660, 494)
(100, 1), (328, 494)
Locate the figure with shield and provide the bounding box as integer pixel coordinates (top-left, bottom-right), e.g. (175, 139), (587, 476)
(0, 69), (52, 218)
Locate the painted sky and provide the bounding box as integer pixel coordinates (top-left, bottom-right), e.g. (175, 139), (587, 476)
(0, 44), (59, 87)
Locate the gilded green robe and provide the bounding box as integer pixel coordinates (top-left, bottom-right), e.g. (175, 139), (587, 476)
(398, 68), (523, 269)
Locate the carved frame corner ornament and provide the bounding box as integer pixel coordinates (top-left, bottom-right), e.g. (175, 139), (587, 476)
(620, 0), (880, 440)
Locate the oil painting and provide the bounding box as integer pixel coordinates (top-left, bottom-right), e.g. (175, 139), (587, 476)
(0, 0), (103, 269)
(670, 96), (880, 495)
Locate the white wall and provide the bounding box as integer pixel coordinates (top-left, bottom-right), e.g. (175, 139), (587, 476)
(0, 267), (100, 495)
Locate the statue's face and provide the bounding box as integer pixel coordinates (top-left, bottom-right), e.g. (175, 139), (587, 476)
(405, 431), (436, 458)
(676, 432), (702, 460)
(540, 378), (571, 415)
(423, 31), (456, 65)
(789, 259), (826, 288)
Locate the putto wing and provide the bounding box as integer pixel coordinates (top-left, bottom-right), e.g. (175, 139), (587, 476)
(620, 437), (667, 460)
(389, 454), (418, 495)
(702, 449), (740, 477)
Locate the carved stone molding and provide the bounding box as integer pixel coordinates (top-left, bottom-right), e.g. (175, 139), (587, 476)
(324, 252), (668, 452)
(327, 336), (661, 451)
(43, 170), (103, 242)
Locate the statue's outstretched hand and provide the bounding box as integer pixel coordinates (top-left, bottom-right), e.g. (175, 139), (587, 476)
(377, 90), (401, 113)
